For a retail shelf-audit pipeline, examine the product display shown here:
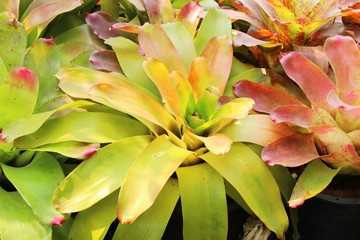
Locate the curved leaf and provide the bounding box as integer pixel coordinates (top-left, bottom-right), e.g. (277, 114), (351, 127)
(280, 52), (336, 111)
(270, 105), (322, 127)
(114, 178), (179, 240)
(289, 160), (340, 208)
(117, 135), (192, 224)
(53, 135), (153, 213)
(0, 189), (50, 240)
(143, 0), (174, 24)
(2, 152), (64, 225)
(233, 80), (304, 113)
(14, 112), (148, 148)
(201, 142), (288, 238)
(177, 163), (227, 240)
(0, 68), (38, 128)
(68, 191), (118, 240)
(220, 114), (296, 146)
(262, 133), (320, 167)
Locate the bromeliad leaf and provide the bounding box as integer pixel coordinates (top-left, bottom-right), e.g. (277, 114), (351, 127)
(53, 135), (154, 213)
(0, 68), (38, 128)
(117, 135), (192, 224)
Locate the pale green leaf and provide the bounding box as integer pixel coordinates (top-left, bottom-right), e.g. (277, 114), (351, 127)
(68, 191), (118, 240)
(117, 135), (192, 224)
(194, 9), (231, 54)
(0, 189), (51, 240)
(200, 142), (288, 238)
(289, 159), (341, 208)
(53, 135), (153, 213)
(114, 178), (179, 240)
(0, 68), (38, 128)
(177, 163), (228, 240)
(1, 152), (64, 225)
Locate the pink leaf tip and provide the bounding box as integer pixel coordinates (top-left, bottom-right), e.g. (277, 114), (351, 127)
(83, 144), (100, 158)
(42, 37), (55, 46)
(51, 216), (65, 226)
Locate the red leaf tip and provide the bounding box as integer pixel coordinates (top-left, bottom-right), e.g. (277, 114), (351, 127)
(11, 68), (38, 91)
(42, 37), (55, 46)
(51, 216), (65, 226)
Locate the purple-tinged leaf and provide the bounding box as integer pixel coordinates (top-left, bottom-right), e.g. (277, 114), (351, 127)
(262, 133), (320, 167)
(89, 50), (121, 73)
(324, 35), (360, 94)
(143, 0), (174, 24)
(85, 11), (121, 40)
(270, 105), (322, 127)
(221, 114), (296, 146)
(128, 0), (145, 11)
(233, 80), (304, 113)
(280, 51), (336, 112)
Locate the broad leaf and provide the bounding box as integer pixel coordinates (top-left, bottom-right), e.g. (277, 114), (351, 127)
(13, 111), (149, 148)
(114, 178), (179, 240)
(117, 135), (192, 224)
(144, 0), (174, 24)
(24, 38), (62, 110)
(201, 142), (288, 238)
(289, 159), (341, 208)
(2, 152), (64, 225)
(68, 191), (118, 240)
(53, 135), (153, 213)
(221, 115), (295, 146)
(177, 163), (228, 240)
(0, 68), (38, 128)
(0, 188), (50, 240)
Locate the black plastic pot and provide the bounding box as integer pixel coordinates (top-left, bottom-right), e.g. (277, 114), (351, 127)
(162, 198), (249, 240)
(297, 192), (360, 240)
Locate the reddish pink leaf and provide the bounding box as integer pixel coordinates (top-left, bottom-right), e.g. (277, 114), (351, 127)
(262, 133), (320, 167)
(89, 50), (122, 73)
(233, 80), (304, 113)
(324, 35), (360, 94)
(280, 51), (336, 112)
(86, 12), (121, 40)
(270, 105), (321, 127)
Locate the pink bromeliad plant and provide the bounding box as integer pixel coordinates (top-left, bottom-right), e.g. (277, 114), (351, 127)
(234, 34), (360, 207)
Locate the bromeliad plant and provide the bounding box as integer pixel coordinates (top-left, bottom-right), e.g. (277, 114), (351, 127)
(218, 0), (359, 71)
(234, 34), (360, 208)
(48, 4), (292, 239)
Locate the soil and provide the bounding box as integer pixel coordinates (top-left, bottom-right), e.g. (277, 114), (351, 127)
(321, 175), (360, 198)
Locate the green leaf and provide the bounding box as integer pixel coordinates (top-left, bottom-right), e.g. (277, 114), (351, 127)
(0, 16), (26, 71)
(53, 135), (153, 213)
(68, 191), (118, 240)
(13, 111), (149, 148)
(289, 159), (341, 208)
(200, 142), (288, 238)
(31, 141), (100, 159)
(177, 163), (228, 240)
(161, 21), (197, 71)
(194, 9), (231, 54)
(1, 152), (65, 225)
(114, 178), (179, 240)
(105, 37), (159, 96)
(117, 135), (192, 224)
(2, 100), (95, 142)
(0, 68), (38, 128)
(0, 188), (50, 240)
(24, 38), (62, 110)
